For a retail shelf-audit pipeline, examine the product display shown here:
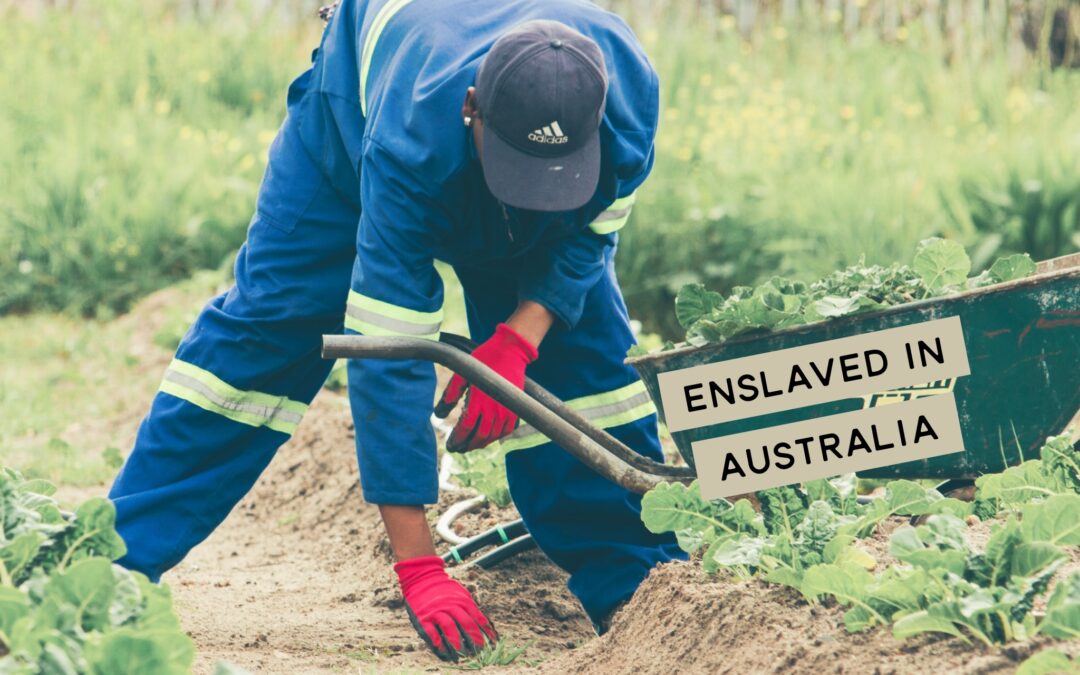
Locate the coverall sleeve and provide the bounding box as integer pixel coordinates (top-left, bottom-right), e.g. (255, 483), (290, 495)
(346, 138), (447, 506)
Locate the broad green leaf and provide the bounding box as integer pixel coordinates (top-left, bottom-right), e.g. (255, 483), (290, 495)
(40, 642), (81, 675)
(1011, 542), (1067, 579)
(1040, 573), (1080, 639)
(764, 567), (804, 590)
(640, 481), (732, 536)
(673, 526), (713, 555)
(132, 574), (184, 633)
(916, 514), (967, 550)
(1016, 649), (1079, 675)
(889, 527), (966, 575)
(675, 284), (724, 329)
(801, 563), (872, 602)
(988, 253), (1036, 284)
(45, 557), (116, 633)
(867, 569), (929, 614)
(968, 518), (1024, 587)
(823, 533), (876, 571)
(814, 295), (860, 318)
(84, 628), (194, 675)
(975, 460), (1061, 508)
(1040, 432), (1080, 494)
(728, 499), (765, 532)
(912, 238), (971, 290)
(801, 563), (888, 630)
(109, 566), (143, 627)
(757, 486), (808, 538)
(1021, 494), (1080, 545)
(1, 531), (46, 584)
(0, 586), (29, 637)
(849, 480), (951, 538)
(16, 479), (56, 498)
(892, 609), (965, 641)
(61, 499), (127, 565)
(831, 545), (877, 570)
(708, 535), (765, 568)
(843, 605), (876, 632)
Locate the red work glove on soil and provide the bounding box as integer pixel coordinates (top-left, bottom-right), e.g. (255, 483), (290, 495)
(434, 323), (538, 452)
(394, 555), (498, 661)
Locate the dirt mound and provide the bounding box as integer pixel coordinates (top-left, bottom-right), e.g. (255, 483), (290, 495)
(539, 558), (1080, 675)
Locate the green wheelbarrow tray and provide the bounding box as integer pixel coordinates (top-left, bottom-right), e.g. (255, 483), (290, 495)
(627, 252), (1080, 479)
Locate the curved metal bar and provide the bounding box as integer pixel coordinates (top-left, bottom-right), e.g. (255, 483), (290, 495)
(437, 333), (694, 480)
(322, 334), (693, 494)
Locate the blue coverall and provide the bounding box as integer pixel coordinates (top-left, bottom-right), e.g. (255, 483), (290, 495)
(108, 0), (683, 626)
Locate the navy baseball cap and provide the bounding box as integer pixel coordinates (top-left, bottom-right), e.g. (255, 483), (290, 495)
(476, 20), (608, 212)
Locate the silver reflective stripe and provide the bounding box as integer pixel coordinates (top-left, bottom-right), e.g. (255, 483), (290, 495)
(162, 370), (304, 426)
(506, 389), (653, 442)
(345, 304), (442, 337)
(592, 206), (633, 224)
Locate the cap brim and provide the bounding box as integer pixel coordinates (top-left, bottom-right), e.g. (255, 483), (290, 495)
(480, 127), (600, 212)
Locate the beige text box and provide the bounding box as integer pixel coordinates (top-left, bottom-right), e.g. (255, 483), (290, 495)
(694, 393), (965, 499)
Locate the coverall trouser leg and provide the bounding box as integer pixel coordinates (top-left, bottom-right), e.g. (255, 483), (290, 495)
(108, 116), (360, 580)
(453, 257), (685, 627)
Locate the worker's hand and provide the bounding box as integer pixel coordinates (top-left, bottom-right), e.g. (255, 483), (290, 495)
(434, 323), (538, 452)
(395, 555), (498, 661)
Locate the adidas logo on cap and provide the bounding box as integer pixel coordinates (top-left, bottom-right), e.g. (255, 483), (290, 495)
(528, 121), (569, 145)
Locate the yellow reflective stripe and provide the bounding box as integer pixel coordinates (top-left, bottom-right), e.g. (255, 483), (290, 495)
(345, 290), (443, 340)
(589, 192), (637, 235)
(359, 0), (416, 116)
(501, 381), (657, 453)
(610, 193), (637, 211)
(159, 359), (308, 435)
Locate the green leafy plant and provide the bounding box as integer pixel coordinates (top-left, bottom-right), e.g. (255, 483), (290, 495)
(974, 431), (1079, 518)
(671, 240), (1036, 348)
(449, 444), (512, 508)
(641, 479), (873, 587)
(639, 434), (1080, 647)
(0, 467), (194, 673)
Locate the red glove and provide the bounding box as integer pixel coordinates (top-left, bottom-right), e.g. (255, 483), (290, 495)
(395, 555), (497, 661)
(434, 323), (538, 453)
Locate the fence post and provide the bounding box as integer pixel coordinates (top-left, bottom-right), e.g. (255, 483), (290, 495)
(736, 0), (758, 38)
(883, 0), (900, 40)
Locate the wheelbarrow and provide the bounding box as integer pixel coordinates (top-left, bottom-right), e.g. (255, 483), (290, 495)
(322, 252), (1080, 497)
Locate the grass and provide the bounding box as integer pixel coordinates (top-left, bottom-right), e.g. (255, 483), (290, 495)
(0, 258), (469, 488)
(453, 639), (539, 670)
(0, 0), (318, 317)
(1, 2), (1077, 333)
(0, 268), (230, 485)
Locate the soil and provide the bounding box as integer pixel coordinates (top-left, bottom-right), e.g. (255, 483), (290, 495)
(50, 285), (1080, 673)
(166, 392), (595, 674)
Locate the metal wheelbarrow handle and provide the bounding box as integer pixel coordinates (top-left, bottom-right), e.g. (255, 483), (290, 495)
(322, 332), (694, 494)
